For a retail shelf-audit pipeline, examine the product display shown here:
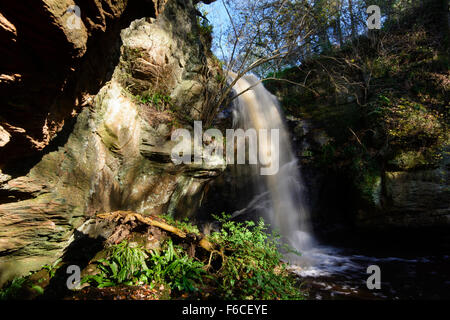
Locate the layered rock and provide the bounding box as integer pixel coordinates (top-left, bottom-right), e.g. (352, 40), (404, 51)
(0, 0), (165, 169)
(356, 151), (450, 228)
(0, 0), (223, 285)
(286, 118), (450, 233)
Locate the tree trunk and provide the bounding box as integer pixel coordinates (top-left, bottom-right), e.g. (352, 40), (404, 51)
(335, 17), (343, 46)
(348, 0), (357, 38)
(443, 0), (450, 49)
(333, 0), (344, 47)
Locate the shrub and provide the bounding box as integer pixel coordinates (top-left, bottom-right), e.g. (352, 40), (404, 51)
(82, 241), (150, 288)
(208, 214), (305, 300)
(146, 239), (205, 292)
(82, 239), (205, 293)
(161, 214), (200, 234)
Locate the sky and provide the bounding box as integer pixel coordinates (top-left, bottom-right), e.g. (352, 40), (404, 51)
(198, 0), (385, 74)
(198, 1), (232, 60)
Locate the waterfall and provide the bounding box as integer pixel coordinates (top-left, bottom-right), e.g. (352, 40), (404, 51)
(229, 72), (315, 260)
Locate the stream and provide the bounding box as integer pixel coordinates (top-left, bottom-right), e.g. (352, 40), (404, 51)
(290, 244), (450, 300)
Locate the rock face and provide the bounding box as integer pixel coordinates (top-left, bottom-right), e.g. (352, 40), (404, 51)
(0, 0), (223, 285)
(287, 117), (450, 233)
(0, 0), (165, 169)
(357, 153), (450, 228)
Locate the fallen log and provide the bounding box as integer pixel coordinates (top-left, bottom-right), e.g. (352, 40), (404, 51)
(96, 211), (214, 252)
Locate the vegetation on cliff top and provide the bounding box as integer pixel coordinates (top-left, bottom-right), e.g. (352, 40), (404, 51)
(264, 0), (449, 208)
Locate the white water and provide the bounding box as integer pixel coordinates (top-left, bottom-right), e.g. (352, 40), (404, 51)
(228, 74), (450, 299)
(230, 73), (315, 261)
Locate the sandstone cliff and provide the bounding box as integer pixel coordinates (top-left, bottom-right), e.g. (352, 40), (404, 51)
(0, 0), (223, 285)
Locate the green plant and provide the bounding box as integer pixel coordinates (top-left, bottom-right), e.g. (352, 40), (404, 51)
(196, 9), (213, 39)
(137, 93), (172, 111)
(0, 276), (28, 300)
(0, 269), (49, 300)
(1, 215), (307, 300)
(161, 214), (200, 234)
(208, 214), (305, 300)
(146, 239), (205, 292)
(42, 258), (62, 278)
(82, 241), (150, 288)
(82, 239), (205, 293)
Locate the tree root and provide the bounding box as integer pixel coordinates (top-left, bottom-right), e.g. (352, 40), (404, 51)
(96, 211), (215, 252)
(204, 249), (225, 273)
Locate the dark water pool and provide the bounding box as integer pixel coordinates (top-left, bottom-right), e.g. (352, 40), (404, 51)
(289, 244), (450, 300)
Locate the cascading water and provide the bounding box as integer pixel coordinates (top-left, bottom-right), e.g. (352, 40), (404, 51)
(229, 72), (315, 260)
(227, 74), (450, 300)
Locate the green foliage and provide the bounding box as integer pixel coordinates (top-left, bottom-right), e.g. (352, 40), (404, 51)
(0, 276), (29, 300)
(161, 214), (200, 234)
(30, 285), (44, 295)
(263, 0), (449, 213)
(82, 241), (150, 288)
(196, 9), (213, 39)
(137, 92), (172, 111)
(209, 214), (305, 300)
(355, 167), (382, 206)
(199, 22), (213, 38)
(146, 239), (205, 292)
(0, 258), (63, 300)
(42, 258), (62, 278)
(83, 239), (205, 293)
(82, 215), (304, 299)
(0, 270), (48, 300)
(388, 150), (432, 170)
(381, 97), (447, 148)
